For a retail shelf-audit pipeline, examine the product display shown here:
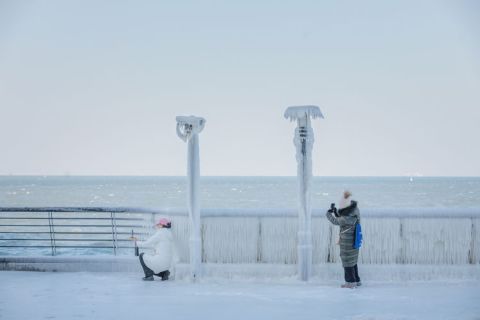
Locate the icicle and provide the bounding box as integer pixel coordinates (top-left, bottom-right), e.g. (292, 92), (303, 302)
(311, 219), (331, 264)
(170, 215), (190, 263)
(202, 217), (260, 263)
(402, 218), (471, 264)
(358, 218), (402, 264)
(260, 217), (298, 264)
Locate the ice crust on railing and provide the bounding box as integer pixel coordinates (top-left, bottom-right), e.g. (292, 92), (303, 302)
(131, 207), (480, 218)
(108, 207), (480, 265)
(3, 207), (479, 218)
(284, 106), (324, 121)
(135, 212), (478, 266)
(358, 208), (480, 218)
(131, 207), (469, 219)
(160, 213), (479, 265)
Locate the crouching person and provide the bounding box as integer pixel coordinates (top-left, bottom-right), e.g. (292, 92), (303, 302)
(326, 191), (361, 288)
(131, 218), (178, 281)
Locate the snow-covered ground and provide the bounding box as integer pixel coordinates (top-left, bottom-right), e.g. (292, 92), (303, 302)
(1, 271), (479, 320)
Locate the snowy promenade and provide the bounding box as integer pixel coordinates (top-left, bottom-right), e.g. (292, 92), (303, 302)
(1, 271), (479, 320)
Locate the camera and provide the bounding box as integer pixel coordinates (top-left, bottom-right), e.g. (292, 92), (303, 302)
(330, 203), (339, 217)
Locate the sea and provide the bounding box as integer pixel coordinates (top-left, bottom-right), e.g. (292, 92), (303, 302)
(1, 176), (479, 256)
(1, 176), (479, 209)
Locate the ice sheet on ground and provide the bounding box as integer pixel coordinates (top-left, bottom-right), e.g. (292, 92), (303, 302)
(1, 271), (479, 320)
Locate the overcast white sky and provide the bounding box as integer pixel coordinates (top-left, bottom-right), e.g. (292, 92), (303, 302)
(0, 0), (479, 176)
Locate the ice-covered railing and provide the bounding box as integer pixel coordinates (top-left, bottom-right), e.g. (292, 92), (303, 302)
(163, 207), (480, 218)
(2, 207), (479, 217)
(1, 207), (479, 265)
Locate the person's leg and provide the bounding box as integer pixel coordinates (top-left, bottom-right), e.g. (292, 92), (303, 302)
(354, 264), (361, 284)
(343, 266), (355, 282)
(139, 253), (154, 280)
(342, 266), (356, 288)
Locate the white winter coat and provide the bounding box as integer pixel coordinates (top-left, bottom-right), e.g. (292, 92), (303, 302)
(137, 228), (177, 273)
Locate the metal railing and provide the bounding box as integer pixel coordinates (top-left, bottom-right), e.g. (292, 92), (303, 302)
(0, 207), (158, 256)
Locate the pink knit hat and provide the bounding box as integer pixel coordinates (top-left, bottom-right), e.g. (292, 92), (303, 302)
(156, 218), (171, 227)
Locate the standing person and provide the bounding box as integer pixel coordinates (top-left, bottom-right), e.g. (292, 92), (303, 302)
(130, 218), (178, 281)
(326, 191), (361, 288)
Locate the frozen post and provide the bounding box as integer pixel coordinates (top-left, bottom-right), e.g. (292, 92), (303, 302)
(176, 115), (206, 280)
(284, 106), (323, 281)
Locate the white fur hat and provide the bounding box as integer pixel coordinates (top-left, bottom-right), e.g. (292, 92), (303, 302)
(338, 191), (352, 210)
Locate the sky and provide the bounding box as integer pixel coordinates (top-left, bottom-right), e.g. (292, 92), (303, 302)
(0, 0), (479, 176)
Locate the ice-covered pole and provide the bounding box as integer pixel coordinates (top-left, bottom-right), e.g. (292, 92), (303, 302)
(176, 115), (206, 280)
(284, 106), (323, 281)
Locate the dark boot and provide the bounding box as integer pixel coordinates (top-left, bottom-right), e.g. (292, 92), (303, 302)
(142, 275), (154, 281)
(155, 270), (170, 280)
(161, 270), (170, 281)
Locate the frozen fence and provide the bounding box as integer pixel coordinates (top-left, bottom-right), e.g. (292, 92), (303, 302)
(1, 207), (479, 265)
(154, 208), (480, 265)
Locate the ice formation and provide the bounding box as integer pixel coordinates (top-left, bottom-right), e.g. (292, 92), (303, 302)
(175, 116), (206, 142)
(176, 115), (206, 279)
(284, 105), (324, 122)
(152, 208), (480, 266)
(284, 105), (323, 281)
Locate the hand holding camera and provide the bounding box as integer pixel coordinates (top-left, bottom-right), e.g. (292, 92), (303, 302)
(329, 203), (339, 217)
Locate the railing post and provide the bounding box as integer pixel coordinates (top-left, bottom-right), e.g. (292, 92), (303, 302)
(201, 221), (206, 263)
(398, 218), (405, 264)
(470, 218), (476, 264)
(257, 217), (262, 263)
(110, 211), (117, 255)
(327, 224), (333, 263)
(48, 211), (56, 256)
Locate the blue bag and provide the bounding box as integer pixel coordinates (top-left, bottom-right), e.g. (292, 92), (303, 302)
(353, 222), (363, 249)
